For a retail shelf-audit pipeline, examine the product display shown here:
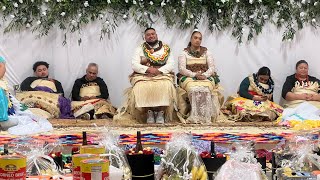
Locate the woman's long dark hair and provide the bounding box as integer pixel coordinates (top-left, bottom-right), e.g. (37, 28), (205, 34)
(257, 66), (271, 76)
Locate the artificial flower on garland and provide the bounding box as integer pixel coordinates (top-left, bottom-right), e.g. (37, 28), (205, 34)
(0, 0), (319, 44)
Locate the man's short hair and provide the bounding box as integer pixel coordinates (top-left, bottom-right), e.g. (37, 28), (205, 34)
(144, 27), (155, 33)
(87, 63), (98, 69)
(33, 61), (49, 72)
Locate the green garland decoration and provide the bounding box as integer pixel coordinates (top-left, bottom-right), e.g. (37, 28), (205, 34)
(0, 0), (319, 44)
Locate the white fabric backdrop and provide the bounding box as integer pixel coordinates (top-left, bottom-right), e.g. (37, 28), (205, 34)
(1, 19), (320, 107)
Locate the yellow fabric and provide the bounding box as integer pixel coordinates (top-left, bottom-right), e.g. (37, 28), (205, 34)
(180, 77), (216, 93)
(186, 58), (206, 65)
(131, 74), (176, 108)
(72, 99), (116, 117)
(114, 74), (177, 123)
(284, 81), (320, 108)
(30, 79), (57, 92)
(16, 91), (60, 118)
(79, 85), (101, 98)
(225, 96), (283, 121)
(28, 108), (53, 119)
(224, 75), (282, 121)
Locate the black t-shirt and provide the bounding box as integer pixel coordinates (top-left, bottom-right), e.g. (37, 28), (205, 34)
(71, 75), (109, 101)
(281, 74), (320, 99)
(20, 77), (65, 96)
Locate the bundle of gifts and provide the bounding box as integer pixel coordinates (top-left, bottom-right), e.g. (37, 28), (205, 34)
(157, 133), (208, 180)
(99, 130), (132, 180)
(215, 141), (268, 180)
(11, 138), (64, 177)
(273, 132), (320, 179)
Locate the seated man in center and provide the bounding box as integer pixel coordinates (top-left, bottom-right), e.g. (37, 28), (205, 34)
(71, 63), (116, 120)
(17, 61), (72, 119)
(115, 28), (177, 124)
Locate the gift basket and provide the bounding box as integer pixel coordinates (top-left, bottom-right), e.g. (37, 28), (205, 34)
(12, 138), (64, 177)
(157, 133), (208, 180)
(99, 130), (132, 180)
(215, 141), (267, 180)
(273, 132), (319, 179)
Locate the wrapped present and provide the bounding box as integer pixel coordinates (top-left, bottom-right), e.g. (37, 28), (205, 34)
(13, 138), (63, 176)
(215, 141), (267, 180)
(99, 130), (132, 180)
(157, 133), (207, 180)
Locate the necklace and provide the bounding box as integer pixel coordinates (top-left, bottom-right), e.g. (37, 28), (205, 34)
(185, 46), (207, 58)
(142, 42), (170, 65)
(144, 41), (162, 54)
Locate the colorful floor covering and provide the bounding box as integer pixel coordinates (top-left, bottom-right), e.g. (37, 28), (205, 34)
(0, 132), (304, 147)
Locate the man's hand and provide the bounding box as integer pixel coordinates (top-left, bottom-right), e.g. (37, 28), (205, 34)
(146, 67), (161, 76)
(195, 73), (206, 80)
(253, 95), (267, 101)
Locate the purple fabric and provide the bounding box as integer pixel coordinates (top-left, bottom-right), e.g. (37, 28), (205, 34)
(58, 96), (74, 119)
(34, 86), (54, 93)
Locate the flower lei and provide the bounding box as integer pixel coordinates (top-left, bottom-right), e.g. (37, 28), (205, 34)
(143, 41), (170, 65)
(253, 73), (274, 94)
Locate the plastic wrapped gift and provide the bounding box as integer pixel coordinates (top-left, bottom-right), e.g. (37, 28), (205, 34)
(12, 138), (63, 176)
(283, 133), (317, 172)
(157, 133), (207, 180)
(271, 132), (320, 179)
(215, 141), (267, 180)
(215, 160), (266, 180)
(99, 130), (132, 180)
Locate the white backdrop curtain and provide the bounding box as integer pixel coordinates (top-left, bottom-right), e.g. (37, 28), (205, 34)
(1, 19), (320, 107)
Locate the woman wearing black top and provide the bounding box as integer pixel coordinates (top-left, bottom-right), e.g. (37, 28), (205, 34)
(282, 60), (320, 108)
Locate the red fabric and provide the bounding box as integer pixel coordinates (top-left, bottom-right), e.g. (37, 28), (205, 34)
(295, 73), (309, 84)
(248, 90), (259, 96)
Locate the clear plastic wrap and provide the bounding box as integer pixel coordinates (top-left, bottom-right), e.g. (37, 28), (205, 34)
(274, 132), (320, 179)
(157, 133), (208, 180)
(215, 141), (267, 180)
(281, 133), (317, 172)
(12, 138), (62, 176)
(99, 130), (132, 180)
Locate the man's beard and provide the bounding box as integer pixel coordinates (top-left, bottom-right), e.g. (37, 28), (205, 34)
(146, 40), (158, 47)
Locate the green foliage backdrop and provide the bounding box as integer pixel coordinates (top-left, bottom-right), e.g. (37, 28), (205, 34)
(1, 0), (319, 44)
